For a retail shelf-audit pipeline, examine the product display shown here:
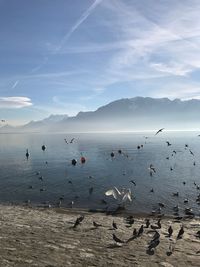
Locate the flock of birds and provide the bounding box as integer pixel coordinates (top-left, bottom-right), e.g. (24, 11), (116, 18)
(70, 212), (200, 255)
(23, 128), (200, 219)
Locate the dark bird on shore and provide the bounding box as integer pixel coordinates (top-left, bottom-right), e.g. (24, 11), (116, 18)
(68, 180), (72, 184)
(152, 231), (160, 240)
(189, 149), (194, 156)
(149, 164), (156, 173)
(196, 230), (200, 238)
(1, 119), (5, 122)
(93, 221), (102, 227)
(158, 203), (165, 208)
(173, 192), (179, 197)
(185, 144), (188, 148)
(183, 181), (186, 185)
(155, 128), (164, 135)
(166, 141), (171, 146)
(137, 145), (141, 150)
(73, 215), (84, 228)
(193, 161), (196, 166)
(177, 226), (184, 239)
(112, 221), (118, 230)
(170, 167), (173, 171)
(168, 226), (173, 237)
(42, 145), (46, 151)
(150, 188), (154, 193)
(112, 233), (124, 243)
(118, 149), (122, 154)
(133, 228), (137, 236)
(145, 219), (150, 228)
(184, 198), (188, 203)
(166, 157), (169, 160)
(126, 217), (134, 227)
(25, 149), (29, 160)
(138, 225), (144, 236)
(173, 150), (177, 154)
(64, 138), (68, 144)
(129, 180), (136, 186)
(148, 238), (160, 251)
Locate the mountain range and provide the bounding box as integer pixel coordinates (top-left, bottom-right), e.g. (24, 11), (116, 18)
(1, 97), (200, 132)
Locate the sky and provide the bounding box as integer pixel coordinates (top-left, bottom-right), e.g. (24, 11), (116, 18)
(1, 0), (200, 125)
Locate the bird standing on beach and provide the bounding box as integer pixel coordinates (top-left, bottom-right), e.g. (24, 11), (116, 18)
(112, 221), (118, 230)
(73, 215), (84, 229)
(177, 226), (184, 239)
(168, 226), (173, 237)
(138, 225), (144, 236)
(112, 233), (124, 243)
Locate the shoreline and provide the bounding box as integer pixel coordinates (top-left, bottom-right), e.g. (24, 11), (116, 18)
(0, 204), (199, 266)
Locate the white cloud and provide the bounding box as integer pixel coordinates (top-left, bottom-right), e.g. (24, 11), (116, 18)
(0, 97), (33, 109)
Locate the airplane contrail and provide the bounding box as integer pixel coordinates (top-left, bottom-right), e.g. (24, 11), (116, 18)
(55, 0), (103, 53)
(30, 0), (102, 73)
(12, 80), (19, 89)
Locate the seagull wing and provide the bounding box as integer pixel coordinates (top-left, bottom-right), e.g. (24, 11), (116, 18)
(105, 187), (120, 199)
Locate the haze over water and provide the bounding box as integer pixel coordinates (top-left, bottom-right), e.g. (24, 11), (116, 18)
(0, 131), (200, 216)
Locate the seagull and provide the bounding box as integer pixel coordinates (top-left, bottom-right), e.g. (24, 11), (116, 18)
(155, 128), (164, 135)
(105, 187), (132, 205)
(166, 141), (172, 146)
(189, 149), (194, 156)
(129, 180), (136, 186)
(70, 138), (75, 143)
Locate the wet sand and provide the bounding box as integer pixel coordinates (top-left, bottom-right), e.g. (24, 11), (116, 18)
(0, 205), (199, 267)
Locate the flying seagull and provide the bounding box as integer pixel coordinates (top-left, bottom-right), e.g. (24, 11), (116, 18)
(155, 128), (164, 135)
(105, 187), (132, 205)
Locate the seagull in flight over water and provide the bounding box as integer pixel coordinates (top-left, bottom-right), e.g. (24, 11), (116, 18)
(155, 128), (164, 135)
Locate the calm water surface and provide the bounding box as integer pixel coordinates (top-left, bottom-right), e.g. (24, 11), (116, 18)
(0, 132), (200, 216)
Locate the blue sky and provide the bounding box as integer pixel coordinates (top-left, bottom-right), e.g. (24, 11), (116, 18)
(1, 0), (200, 125)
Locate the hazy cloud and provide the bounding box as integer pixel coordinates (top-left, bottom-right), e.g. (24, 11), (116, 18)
(0, 97), (33, 109)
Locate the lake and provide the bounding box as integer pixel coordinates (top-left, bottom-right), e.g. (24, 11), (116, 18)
(0, 131), (200, 216)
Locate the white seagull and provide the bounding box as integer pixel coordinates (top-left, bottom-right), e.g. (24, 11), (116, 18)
(105, 187), (132, 205)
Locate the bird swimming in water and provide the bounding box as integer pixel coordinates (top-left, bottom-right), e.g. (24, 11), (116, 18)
(155, 128), (164, 135)
(110, 152), (115, 158)
(71, 159), (77, 166)
(25, 149), (29, 160)
(42, 145), (46, 151)
(189, 149), (194, 156)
